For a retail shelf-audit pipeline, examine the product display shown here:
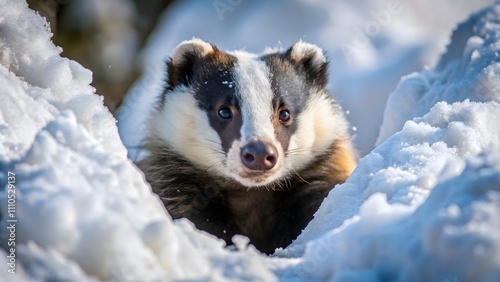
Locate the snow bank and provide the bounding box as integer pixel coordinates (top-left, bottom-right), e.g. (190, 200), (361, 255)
(284, 102), (500, 281)
(11, 114), (276, 281)
(0, 1), (274, 281)
(282, 3), (500, 280)
(2, 0), (500, 281)
(0, 0), (124, 162)
(377, 5), (500, 145)
(2, 111), (275, 281)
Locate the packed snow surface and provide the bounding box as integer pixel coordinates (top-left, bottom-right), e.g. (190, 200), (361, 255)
(1, 0), (500, 281)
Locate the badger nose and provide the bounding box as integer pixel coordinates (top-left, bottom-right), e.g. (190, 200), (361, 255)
(241, 141), (278, 171)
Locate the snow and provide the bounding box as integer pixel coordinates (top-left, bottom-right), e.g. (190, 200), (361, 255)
(283, 101), (500, 281)
(0, 0), (124, 162)
(282, 3), (500, 279)
(377, 5), (500, 145)
(0, 1), (275, 281)
(1, 0), (500, 281)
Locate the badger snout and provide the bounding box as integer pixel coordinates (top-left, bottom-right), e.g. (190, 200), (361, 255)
(240, 140), (278, 171)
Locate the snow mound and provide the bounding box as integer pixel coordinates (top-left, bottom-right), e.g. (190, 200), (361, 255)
(2, 111), (275, 281)
(0, 1), (275, 281)
(9, 111), (166, 280)
(282, 3), (500, 280)
(0, 0), (124, 162)
(284, 102), (500, 281)
(7, 112), (276, 281)
(377, 4), (500, 145)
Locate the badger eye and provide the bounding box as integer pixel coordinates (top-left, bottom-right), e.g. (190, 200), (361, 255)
(218, 107), (232, 119)
(278, 109), (291, 123)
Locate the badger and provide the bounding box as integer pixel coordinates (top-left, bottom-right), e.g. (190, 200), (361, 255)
(140, 38), (357, 254)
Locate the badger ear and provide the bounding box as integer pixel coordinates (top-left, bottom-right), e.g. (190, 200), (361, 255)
(167, 38), (214, 87)
(285, 41), (328, 88)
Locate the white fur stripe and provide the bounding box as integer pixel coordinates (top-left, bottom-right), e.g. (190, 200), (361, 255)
(230, 51), (275, 142)
(150, 87), (225, 170)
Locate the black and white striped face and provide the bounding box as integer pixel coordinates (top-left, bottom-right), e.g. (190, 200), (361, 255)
(150, 39), (349, 187)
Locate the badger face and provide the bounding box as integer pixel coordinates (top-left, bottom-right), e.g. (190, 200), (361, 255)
(150, 39), (349, 188)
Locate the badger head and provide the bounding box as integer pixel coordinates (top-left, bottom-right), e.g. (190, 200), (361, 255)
(149, 38), (350, 188)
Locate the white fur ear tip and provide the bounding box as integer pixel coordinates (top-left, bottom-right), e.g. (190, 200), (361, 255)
(290, 41), (326, 63)
(172, 38), (214, 65)
(262, 46), (281, 55)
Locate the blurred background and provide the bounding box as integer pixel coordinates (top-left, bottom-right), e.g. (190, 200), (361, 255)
(28, 0), (496, 157)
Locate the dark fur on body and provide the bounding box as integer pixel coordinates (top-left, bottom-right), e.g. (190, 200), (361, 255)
(141, 140), (352, 254)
